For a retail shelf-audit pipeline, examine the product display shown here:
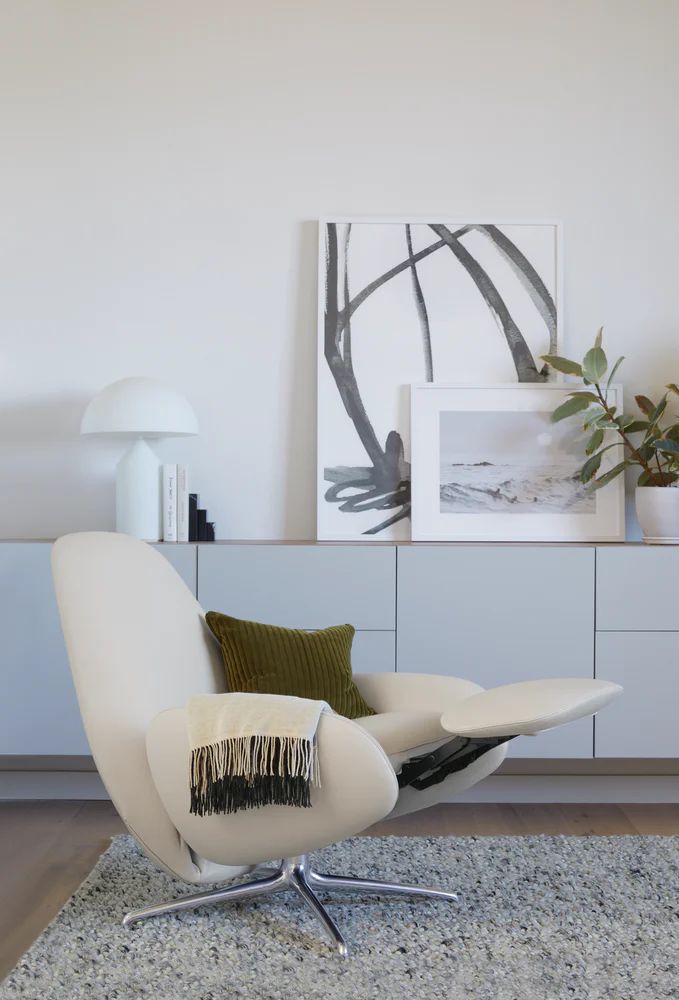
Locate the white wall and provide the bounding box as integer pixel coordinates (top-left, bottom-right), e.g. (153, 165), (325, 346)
(1, 0), (677, 540)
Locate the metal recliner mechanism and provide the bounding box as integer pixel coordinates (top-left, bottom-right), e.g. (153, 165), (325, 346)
(397, 734), (516, 790)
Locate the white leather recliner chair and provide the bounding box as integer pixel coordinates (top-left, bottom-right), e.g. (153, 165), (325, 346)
(52, 532), (621, 957)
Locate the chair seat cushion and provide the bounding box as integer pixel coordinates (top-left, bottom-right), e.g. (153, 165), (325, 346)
(354, 710), (449, 756)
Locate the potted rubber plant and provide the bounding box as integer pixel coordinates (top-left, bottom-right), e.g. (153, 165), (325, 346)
(541, 331), (679, 543)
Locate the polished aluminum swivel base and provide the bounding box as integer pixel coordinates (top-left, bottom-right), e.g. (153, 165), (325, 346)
(123, 854), (458, 957)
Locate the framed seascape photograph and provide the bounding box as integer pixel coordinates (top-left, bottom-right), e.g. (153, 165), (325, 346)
(317, 218), (562, 540)
(410, 384), (625, 542)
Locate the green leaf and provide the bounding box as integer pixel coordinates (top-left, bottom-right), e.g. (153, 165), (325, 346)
(637, 442), (658, 461)
(635, 395), (655, 416)
(583, 407), (606, 428)
(581, 444), (621, 483)
(594, 327), (604, 349)
(606, 356), (625, 389)
(580, 450), (604, 483)
(666, 383), (679, 396)
(665, 423), (679, 441)
(654, 438), (679, 455)
(540, 355), (583, 377)
(649, 396), (668, 425)
(566, 390), (600, 403)
(590, 461), (629, 489)
(621, 419), (650, 434)
(585, 428), (604, 455)
(551, 394), (592, 422)
(582, 346), (608, 383)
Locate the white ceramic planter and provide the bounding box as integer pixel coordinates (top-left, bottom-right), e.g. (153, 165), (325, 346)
(635, 486), (679, 544)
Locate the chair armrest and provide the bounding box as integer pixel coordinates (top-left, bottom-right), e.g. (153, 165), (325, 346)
(441, 678), (623, 738)
(146, 705), (398, 868)
(353, 672), (484, 715)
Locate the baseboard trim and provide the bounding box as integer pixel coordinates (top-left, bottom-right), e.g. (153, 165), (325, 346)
(0, 771), (108, 799)
(455, 775), (679, 804)
(498, 759), (679, 776)
(0, 769), (678, 803)
(3, 756), (678, 775)
(0, 755), (96, 772)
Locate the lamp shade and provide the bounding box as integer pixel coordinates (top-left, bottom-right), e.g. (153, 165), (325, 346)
(80, 377), (199, 438)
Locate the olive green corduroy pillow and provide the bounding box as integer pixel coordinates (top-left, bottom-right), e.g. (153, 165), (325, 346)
(205, 612), (376, 719)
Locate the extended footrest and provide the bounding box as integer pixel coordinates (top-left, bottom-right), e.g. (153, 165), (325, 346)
(398, 679), (623, 791)
(440, 678), (622, 739)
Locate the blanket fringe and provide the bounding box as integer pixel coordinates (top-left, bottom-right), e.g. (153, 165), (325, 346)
(189, 735), (321, 817)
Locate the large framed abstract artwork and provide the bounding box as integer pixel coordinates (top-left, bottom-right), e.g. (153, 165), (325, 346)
(317, 219), (562, 540)
(410, 384), (625, 542)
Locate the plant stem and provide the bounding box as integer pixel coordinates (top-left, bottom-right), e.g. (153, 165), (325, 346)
(594, 383), (666, 486)
(655, 451), (668, 487)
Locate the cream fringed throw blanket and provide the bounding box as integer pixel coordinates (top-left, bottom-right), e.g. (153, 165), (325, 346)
(188, 693), (327, 816)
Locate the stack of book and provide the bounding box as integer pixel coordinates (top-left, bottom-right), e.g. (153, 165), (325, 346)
(162, 465), (216, 542)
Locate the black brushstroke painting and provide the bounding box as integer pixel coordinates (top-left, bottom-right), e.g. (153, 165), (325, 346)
(321, 222), (558, 536)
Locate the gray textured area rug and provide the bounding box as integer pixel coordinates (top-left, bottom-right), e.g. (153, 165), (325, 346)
(1, 834), (678, 1000)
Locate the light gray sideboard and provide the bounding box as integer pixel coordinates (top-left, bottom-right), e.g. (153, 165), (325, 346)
(1, 541), (677, 764)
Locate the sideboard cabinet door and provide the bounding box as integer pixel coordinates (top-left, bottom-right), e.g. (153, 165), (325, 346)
(0, 542), (197, 756)
(397, 546), (595, 758)
(0, 543), (89, 754)
(594, 633), (679, 757)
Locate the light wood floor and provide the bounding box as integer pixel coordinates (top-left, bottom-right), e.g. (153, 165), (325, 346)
(1, 800), (677, 982)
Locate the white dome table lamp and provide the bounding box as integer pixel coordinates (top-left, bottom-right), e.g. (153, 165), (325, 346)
(81, 377), (199, 540)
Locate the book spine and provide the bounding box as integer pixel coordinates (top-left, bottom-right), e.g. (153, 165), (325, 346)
(197, 508), (207, 542)
(188, 494), (198, 542)
(176, 465), (189, 542)
(205, 521), (215, 542)
(162, 464), (178, 542)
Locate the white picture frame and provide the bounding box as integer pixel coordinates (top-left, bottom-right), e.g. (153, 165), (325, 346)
(317, 218), (563, 540)
(410, 383), (625, 542)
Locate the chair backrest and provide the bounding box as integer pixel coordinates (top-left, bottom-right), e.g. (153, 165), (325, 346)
(52, 531), (226, 880)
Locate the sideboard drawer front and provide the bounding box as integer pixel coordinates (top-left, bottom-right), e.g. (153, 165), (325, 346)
(595, 632), (679, 757)
(197, 545), (395, 630)
(152, 543), (197, 595)
(596, 547), (679, 631)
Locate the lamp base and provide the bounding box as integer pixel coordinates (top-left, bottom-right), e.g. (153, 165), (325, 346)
(115, 438), (162, 541)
